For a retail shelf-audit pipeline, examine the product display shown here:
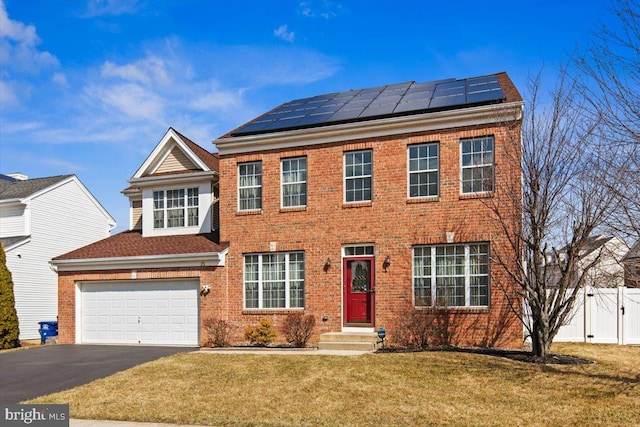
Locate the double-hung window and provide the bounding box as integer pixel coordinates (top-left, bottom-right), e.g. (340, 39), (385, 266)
(408, 143), (439, 198)
(153, 187), (199, 229)
(244, 252), (305, 309)
(413, 243), (489, 307)
(238, 161), (262, 211)
(461, 136), (494, 193)
(344, 150), (372, 203)
(282, 157), (307, 208)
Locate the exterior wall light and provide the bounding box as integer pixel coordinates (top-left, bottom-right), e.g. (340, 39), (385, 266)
(383, 256), (391, 272)
(323, 257), (331, 272)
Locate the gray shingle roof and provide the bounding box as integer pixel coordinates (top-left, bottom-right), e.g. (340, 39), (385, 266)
(0, 175), (72, 201)
(0, 235), (30, 250)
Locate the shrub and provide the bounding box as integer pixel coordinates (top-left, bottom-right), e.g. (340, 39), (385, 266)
(282, 312), (315, 347)
(0, 246), (20, 349)
(203, 317), (232, 347)
(244, 319), (276, 346)
(394, 305), (449, 349)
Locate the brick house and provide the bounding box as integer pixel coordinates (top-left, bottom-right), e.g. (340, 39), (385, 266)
(214, 72), (524, 348)
(53, 72), (525, 349)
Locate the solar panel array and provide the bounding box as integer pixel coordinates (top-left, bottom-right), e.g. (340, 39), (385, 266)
(231, 75), (505, 136)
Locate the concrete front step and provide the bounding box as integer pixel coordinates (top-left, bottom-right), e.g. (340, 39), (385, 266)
(317, 341), (377, 351)
(318, 331), (379, 351)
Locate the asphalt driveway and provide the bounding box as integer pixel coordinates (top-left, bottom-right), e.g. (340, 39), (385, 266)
(0, 345), (195, 403)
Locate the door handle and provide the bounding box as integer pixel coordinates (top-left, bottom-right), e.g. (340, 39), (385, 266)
(621, 306), (625, 316)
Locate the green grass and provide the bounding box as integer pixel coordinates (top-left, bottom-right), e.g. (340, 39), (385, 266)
(28, 343), (639, 427)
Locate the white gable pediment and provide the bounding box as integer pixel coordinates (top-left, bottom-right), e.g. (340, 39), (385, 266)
(132, 128), (210, 179)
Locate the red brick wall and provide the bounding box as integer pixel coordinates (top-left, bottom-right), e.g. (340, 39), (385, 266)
(218, 122), (524, 348)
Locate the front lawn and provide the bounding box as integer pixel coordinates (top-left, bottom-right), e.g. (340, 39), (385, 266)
(29, 343), (639, 427)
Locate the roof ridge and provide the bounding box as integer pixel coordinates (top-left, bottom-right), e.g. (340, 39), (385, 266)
(170, 128), (219, 172)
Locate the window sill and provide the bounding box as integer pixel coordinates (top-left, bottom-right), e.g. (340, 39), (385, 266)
(407, 196), (439, 204)
(236, 210), (262, 216)
(414, 306), (490, 314)
(459, 192), (493, 200)
(242, 309), (305, 315)
(280, 206), (307, 213)
(342, 201), (373, 209)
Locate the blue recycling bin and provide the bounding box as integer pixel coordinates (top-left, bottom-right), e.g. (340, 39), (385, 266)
(38, 321), (58, 344)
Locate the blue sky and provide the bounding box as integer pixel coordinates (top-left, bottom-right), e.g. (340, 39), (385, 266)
(0, 0), (622, 231)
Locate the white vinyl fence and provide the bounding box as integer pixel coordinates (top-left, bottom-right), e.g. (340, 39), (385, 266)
(525, 287), (640, 345)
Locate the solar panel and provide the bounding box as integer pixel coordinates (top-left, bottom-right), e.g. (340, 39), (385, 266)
(230, 75), (506, 136)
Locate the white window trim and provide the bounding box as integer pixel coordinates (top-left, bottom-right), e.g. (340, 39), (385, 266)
(407, 142), (439, 199)
(243, 252), (305, 310)
(460, 135), (495, 195)
(343, 149), (373, 204)
(412, 243), (490, 308)
(281, 157), (307, 208)
(342, 244), (375, 258)
(238, 161), (262, 211)
(152, 186), (199, 229)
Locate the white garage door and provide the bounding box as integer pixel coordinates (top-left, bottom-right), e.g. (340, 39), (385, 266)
(80, 280), (199, 346)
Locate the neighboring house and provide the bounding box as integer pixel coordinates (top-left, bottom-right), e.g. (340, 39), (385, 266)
(53, 73), (526, 348)
(0, 173), (115, 340)
(545, 235), (630, 288)
(52, 128), (227, 346)
(214, 72), (525, 348)
(623, 240), (640, 288)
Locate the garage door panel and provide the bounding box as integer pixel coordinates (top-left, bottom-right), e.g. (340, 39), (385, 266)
(81, 281), (199, 346)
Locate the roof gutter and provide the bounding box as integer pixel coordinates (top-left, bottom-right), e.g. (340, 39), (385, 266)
(128, 170), (218, 186)
(215, 101), (524, 155)
(0, 198), (24, 205)
(51, 248), (227, 272)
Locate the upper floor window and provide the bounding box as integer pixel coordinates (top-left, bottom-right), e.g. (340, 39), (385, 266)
(244, 252), (305, 309)
(281, 157), (307, 208)
(413, 243), (489, 308)
(461, 136), (494, 194)
(238, 161), (262, 211)
(344, 150), (372, 203)
(153, 187), (199, 229)
(408, 143), (439, 198)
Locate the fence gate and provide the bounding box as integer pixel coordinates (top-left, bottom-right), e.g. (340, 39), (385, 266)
(535, 287), (640, 345)
(622, 288), (640, 345)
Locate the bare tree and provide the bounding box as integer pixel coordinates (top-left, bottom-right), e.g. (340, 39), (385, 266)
(489, 69), (621, 359)
(577, 0), (640, 239)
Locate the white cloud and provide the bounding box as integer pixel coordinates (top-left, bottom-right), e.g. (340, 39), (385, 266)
(84, 82), (165, 122)
(0, 0), (38, 44)
(0, 79), (18, 106)
(0, 0), (59, 74)
(83, 0), (143, 17)
(41, 158), (88, 172)
(274, 24), (295, 42)
(190, 86), (245, 112)
(52, 72), (68, 87)
(299, 1), (344, 19)
(101, 56), (171, 85)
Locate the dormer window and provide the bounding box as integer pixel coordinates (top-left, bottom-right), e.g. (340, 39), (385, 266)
(153, 187), (199, 229)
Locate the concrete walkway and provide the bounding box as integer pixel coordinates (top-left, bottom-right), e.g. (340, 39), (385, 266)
(199, 347), (372, 356)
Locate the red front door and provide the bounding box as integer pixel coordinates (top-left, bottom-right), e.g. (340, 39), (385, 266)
(344, 257), (375, 325)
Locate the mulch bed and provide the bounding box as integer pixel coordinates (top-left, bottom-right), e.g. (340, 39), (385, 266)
(376, 345), (594, 365)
